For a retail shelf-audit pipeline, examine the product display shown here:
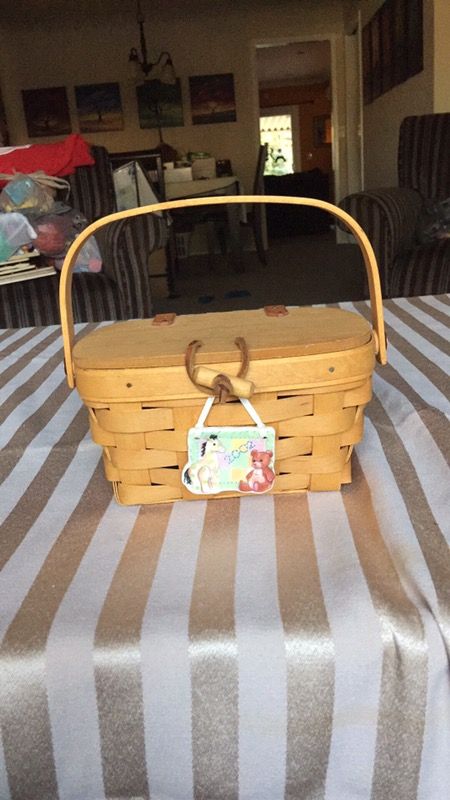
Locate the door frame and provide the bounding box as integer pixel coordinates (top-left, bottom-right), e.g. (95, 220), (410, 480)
(250, 31), (362, 204)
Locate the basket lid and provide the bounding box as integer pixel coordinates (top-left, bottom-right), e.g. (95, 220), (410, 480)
(72, 307), (372, 370)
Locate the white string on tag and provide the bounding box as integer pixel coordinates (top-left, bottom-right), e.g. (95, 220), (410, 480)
(194, 395), (266, 435)
(194, 396), (215, 433)
(240, 397), (266, 433)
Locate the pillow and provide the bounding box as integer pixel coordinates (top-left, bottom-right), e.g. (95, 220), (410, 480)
(416, 197), (450, 244)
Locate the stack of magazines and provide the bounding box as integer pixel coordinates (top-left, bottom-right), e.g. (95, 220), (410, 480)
(0, 249), (55, 286)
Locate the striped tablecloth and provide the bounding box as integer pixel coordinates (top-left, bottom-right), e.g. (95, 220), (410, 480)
(0, 296), (449, 800)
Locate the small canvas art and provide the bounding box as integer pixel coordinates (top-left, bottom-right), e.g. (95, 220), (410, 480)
(75, 82), (124, 132)
(22, 87), (71, 138)
(136, 79), (184, 129)
(362, 22), (372, 105)
(189, 73), (237, 125)
(370, 10), (382, 100)
(380, 0), (395, 94)
(313, 115), (332, 147)
(405, 0), (424, 78)
(362, 0), (423, 105)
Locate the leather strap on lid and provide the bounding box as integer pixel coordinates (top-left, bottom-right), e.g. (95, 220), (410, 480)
(185, 336), (250, 403)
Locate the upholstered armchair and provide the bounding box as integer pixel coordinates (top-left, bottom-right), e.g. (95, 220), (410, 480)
(0, 145), (168, 328)
(339, 114), (450, 297)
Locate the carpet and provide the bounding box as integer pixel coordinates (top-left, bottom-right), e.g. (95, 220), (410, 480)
(152, 232), (369, 316)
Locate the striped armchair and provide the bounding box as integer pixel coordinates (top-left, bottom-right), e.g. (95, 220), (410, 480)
(339, 114), (450, 298)
(0, 145), (168, 328)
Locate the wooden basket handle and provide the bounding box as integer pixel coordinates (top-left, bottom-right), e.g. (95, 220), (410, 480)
(60, 195), (387, 388)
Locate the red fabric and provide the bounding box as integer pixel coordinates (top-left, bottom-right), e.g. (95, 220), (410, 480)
(0, 134), (95, 184)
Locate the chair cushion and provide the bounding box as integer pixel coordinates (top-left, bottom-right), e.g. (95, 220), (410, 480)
(398, 114), (450, 201)
(71, 272), (124, 322)
(0, 272), (123, 328)
(68, 145), (116, 222)
(390, 238), (450, 297)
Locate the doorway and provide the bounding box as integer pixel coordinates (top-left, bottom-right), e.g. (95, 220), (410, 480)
(256, 40), (332, 187)
(255, 39), (333, 240)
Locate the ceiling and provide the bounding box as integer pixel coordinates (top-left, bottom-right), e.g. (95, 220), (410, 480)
(0, 1), (333, 84)
(256, 40), (331, 87)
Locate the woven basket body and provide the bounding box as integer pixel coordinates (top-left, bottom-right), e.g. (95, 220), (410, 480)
(71, 306), (375, 504)
(60, 196), (387, 505)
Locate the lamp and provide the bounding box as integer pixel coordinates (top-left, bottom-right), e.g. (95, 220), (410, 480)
(128, 1), (176, 84)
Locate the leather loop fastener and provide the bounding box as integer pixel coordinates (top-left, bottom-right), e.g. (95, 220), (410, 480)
(264, 305), (289, 317)
(185, 337), (253, 403)
(152, 313), (176, 326)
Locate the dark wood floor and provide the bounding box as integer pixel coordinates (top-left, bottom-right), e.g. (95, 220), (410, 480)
(152, 231), (368, 316)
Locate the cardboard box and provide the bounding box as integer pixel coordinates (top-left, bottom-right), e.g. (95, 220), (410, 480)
(191, 158), (216, 180)
(164, 167), (193, 183)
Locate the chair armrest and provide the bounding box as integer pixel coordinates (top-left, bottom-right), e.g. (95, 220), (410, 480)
(95, 214), (168, 318)
(339, 187), (423, 295)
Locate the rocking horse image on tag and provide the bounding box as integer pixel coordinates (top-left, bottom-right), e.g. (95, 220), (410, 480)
(181, 396), (276, 496)
(182, 433), (225, 494)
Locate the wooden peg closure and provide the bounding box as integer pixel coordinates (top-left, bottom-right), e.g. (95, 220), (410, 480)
(152, 313), (177, 326)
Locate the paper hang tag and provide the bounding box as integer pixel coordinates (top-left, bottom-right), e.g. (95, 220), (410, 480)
(182, 396), (276, 496)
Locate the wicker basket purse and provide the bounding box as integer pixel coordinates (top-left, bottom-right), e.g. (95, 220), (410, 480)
(60, 196), (387, 505)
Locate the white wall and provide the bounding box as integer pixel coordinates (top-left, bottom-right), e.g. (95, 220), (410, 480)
(0, 0), (350, 195)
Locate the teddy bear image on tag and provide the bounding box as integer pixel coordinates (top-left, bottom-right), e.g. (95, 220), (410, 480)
(238, 448), (275, 493)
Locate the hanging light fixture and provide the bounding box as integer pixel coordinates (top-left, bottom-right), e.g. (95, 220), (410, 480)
(128, 0), (176, 84)
(129, 0), (178, 163)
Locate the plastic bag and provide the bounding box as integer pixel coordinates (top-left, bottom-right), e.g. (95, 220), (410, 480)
(32, 209), (102, 273)
(0, 175), (54, 214)
(0, 212), (36, 262)
(56, 236), (103, 273)
(32, 209), (88, 259)
(0, 171), (70, 216)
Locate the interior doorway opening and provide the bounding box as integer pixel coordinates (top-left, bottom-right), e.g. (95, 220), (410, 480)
(256, 39), (332, 192)
(255, 39), (333, 239)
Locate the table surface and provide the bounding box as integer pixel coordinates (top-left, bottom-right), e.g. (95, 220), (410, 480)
(165, 174), (239, 200)
(0, 296), (449, 800)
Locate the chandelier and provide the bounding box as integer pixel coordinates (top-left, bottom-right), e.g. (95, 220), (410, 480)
(128, 0), (176, 84)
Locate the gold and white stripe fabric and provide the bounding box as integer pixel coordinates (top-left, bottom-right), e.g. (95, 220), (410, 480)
(0, 296), (449, 800)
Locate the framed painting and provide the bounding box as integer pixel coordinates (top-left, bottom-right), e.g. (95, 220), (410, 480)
(406, 0), (424, 79)
(363, 0), (423, 104)
(380, 0), (395, 95)
(392, 0), (408, 86)
(313, 115), (332, 147)
(75, 82), (124, 132)
(136, 79), (183, 129)
(22, 87), (71, 138)
(189, 73), (237, 125)
(370, 10), (382, 101)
